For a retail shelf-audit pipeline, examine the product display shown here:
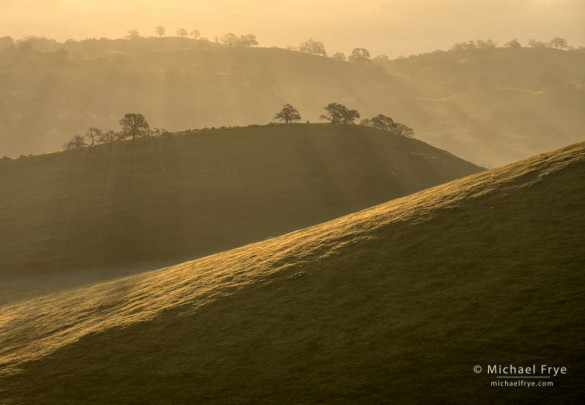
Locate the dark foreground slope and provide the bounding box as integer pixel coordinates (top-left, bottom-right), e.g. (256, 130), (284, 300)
(1, 142), (584, 404)
(0, 124), (481, 302)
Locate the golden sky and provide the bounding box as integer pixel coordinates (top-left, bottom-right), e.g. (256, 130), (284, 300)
(1, 0), (584, 56)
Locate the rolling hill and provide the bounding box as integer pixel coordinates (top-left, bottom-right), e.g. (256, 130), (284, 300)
(1, 37), (584, 166)
(0, 123), (482, 303)
(1, 141), (583, 404)
(380, 47), (585, 166)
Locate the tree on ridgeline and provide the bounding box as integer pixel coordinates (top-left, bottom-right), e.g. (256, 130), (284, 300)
(449, 39), (498, 52)
(349, 48), (371, 64)
(64, 135), (87, 151)
(63, 128), (103, 152)
(239, 34), (258, 47)
(450, 41), (476, 51)
(476, 39), (497, 49)
(320, 103), (360, 124)
(177, 28), (188, 38)
(394, 123), (415, 138)
(299, 38), (327, 56)
(505, 39), (522, 49)
(361, 114), (396, 131)
(85, 128), (102, 149)
(126, 29), (141, 40)
(0, 36), (15, 51)
(274, 104), (301, 124)
(528, 39), (548, 48)
(98, 130), (123, 154)
(550, 37), (568, 50)
(332, 52), (346, 61)
(220, 33), (258, 47)
(190, 29), (201, 39)
(155, 26), (166, 37)
(223, 33), (239, 46)
(361, 114), (415, 138)
(119, 113), (150, 142)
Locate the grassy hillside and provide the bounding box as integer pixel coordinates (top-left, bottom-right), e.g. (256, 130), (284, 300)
(1, 38), (584, 166)
(1, 142), (583, 404)
(0, 123), (481, 302)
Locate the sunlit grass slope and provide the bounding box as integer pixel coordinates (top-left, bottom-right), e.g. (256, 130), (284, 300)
(1, 142), (584, 404)
(0, 123), (481, 301)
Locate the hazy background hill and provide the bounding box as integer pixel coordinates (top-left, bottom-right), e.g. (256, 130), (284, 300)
(1, 141), (583, 404)
(380, 46), (585, 165)
(0, 124), (481, 303)
(1, 37), (584, 166)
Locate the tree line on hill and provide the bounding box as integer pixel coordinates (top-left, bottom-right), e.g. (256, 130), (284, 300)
(1, 33), (581, 65)
(62, 113), (167, 154)
(449, 37), (574, 51)
(275, 103), (414, 137)
(59, 104), (414, 155)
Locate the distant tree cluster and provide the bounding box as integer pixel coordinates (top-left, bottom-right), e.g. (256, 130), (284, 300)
(274, 103), (361, 125)
(450, 37), (574, 52)
(549, 37), (569, 50)
(273, 103), (414, 138)
(295, 41), (382, 65)
(125, 29), (141, 40)
(450, 39), (497, 51)
(64, 128), (120, 152)
(63, 105), (415, 157)
(510, 37), (570, 50)
(361, 114), (415, 138)
(504, 39), (522, 49)
(332, 52), (346, 61)
(63, 114), (171, 153)
(220, 33), (258, 47)
(348, 48), (371, 65)
(299, 38), (327, 56)
(153, 26), (203, 40)
(320, 103), (360, 124)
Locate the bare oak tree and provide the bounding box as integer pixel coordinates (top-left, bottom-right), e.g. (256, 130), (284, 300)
(274, 104), (301, 124)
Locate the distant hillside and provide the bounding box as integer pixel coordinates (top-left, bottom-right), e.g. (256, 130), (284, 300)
(1, 142), (583, 404)
(380, 47), (585, 166)
(1, 38), (583, 165)
(0, 39), (414, 156)
(0, 123), (481, 301)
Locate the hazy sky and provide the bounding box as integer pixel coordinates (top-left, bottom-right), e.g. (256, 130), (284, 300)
(2, 0), (584, 56)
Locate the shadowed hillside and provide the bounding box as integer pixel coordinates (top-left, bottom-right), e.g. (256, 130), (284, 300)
(0, 124), (481, 302)
(1, 142), (583, 404)
(1, 39), (584, 166)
